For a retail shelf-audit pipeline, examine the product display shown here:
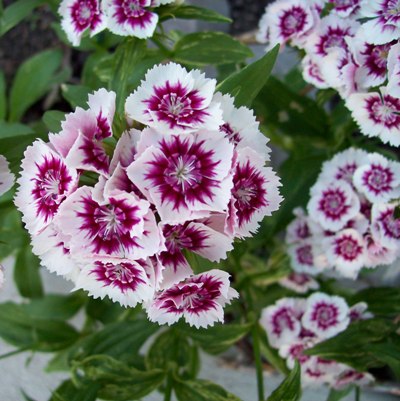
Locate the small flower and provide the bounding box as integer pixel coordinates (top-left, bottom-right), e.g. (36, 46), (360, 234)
(257, 0), (317, 49)
(329, 0), (361, 17)
(127, 129), (234, 224)
(346, 88), (400, 147)
(301, 54), (330, 89)
(302, 292), (350, 339)
(0, 154), (14, 196)
(279, 272), (320, 294)
(59, 0), (106, 46)
(146, 269), (238, 328)
(353, 153), (400, 203)
(387, 42), (400, 99)
(333, 369), (374, 390)
(55, 186), (164, 260)
(125, 63), (223, 133)
(260, 298), (305, 348)
(159, 221), (233, 288)
(308, 180), (360, 232)
(102, 0), (159, 38)
(213, 92), (270, 159)
(359, 0), (400, 45)
(348, 302), (373, 322)
(226, 147), (282, 238)
(14, 140), (79, 235)
(74, 258), (156, 307)
(325, 228), (366, 279)
(279, 341), (313, 369)
(288, 240), (326, 275)
(364, 232), (399, 268)
(286, 208), (313, 244)
(371, 203), (400, 250)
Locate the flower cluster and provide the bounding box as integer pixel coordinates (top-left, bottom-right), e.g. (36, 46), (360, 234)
(58, 0), (175, 46)
(0, 154), (14, 197)
(15, 62), (282, 328)
(260, 292), (374, 388)
(257, 0), (400, 146)
(286, 148), (400, 280)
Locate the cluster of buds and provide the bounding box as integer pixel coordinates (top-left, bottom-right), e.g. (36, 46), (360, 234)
(257, 0), (400, 146)
(260, 292), (374, 388)
(14, 62), (282, 328)
(286, 148), (400, 280)
(58, 0), (176, 46)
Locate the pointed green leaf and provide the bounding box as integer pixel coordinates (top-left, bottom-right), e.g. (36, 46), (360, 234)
(43, 110), (65, 133)
(173, 32), (252, 66)
(326, 387), (354, 401)
(158, 5), (232, 23)
(267, 362), (301, 401)
(175, 379), (242, 401)
(216, 45), (279, 108)
(61, 84), (91, 109)
(49, 380), (99, 401)
(9, 49), (68, 121)
(0, 121), (34, 139)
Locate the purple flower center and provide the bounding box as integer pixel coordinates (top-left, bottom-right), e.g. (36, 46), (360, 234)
(32, 155), (74, 222)
(288, 272), (311, 285)
(317, 26), (350, 56)
(296, 244), (313, 266)
(70, 0), (101, 33)
(145, 81), (207, 129)
(233, 161), (268, 227)
(145, 136), (220, 210)
(271, 307), (296, 335)
(77, 196), (141, 254)
(335, 162), (357, 182)
(279, 6), (309, 39)
(362, 164), (393, 195)
(296, 222), (310, 239)
(318, 188), (349, 220)
(91, 261), (146, 292)
(311, 302), (339, 329)
(334, 234), (363, 261)
(112, 0), (153, 29)
(366, 94), (400, 128)
(289, 343), (310, 364)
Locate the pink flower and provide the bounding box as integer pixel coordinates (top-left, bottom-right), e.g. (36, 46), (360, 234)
(260, 298), (305, 348)
(14, 140), (79, 235)
(348, 302), (373, 321)
(359, 0), (400, 45)
(364, 232), (399, 268)
(333, 369), (374, 390)
(387, 42), (400, 98)
(0, 155), (14, 197)
(102, 0), (159, 38)
(279, 340), (314, 369)
(347, 88), (400, 146)
(279, 272), (320, 294)
(308, 179), (360, 232)
(325, 229), (366, 278)
(159, 221), (233, 288)
(286, 208), (313, 244)
(125, 63), (223, 133)
(371, 203), (400, 250)
(288, 240), (327, 275)
(55, 186), (164, 260)
(59, 0), (106, 46)
(226, 147), (282, 238)
(50, 89), (116, 175)
(302, 292), (350, 339)
(329, 0), (361, 17)
(353, 153), (400, 203)
(74, 258), (157, 307)
(301, 54), (330, 89)
(127, 129), (234, 224)
(146, 269), (238, 328)
(256, 0), (317, 49)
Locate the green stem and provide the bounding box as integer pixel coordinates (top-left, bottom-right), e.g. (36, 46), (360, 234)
(164, 369), (173, 401)
(251, 322), (265, 401)
(0, 347), (28, 360)
(355, 386), (360, 401)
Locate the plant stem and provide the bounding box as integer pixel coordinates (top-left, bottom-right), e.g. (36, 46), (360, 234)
(251, 322), (265, 401)
(164, 368), (173, 401)
(355, 386), (360, 401)
(0, 347), (28, 360)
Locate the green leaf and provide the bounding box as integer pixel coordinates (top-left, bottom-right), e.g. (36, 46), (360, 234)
(61, 84), (91, 109)
(73, 355), (165, 401)
(216, 45), (279, 108)
(85, 297), (127, 324)
(49, 380), (99, 401)
(0, 0), (43, 36)
(23, 293), (85, 320)
(267, 361), (301, 401)
(9, 49), (69, 121)
(146, 329), (199, 378)
(351, 287), (400, 317)
(14, 242), (44, 299)
(326, 387), (354, 401)
(173, 32), (252, 66)
(0, 121), (34, 139)
(0, 206), (25, 260)
(110, 38), (146, 114)
(179, 322), (251, 354)
(174, 379), (242, 401)
(42, 110), (65, 133)
(0, 302), (79, 351)
(0, 70), (6, 120)
(305, 318), (398, 371)
(158, 4), (232, 23)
